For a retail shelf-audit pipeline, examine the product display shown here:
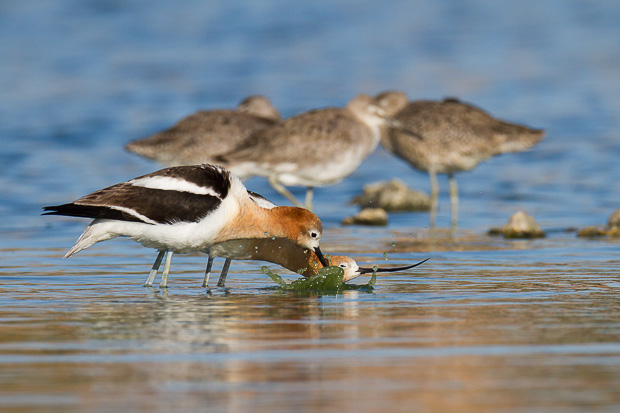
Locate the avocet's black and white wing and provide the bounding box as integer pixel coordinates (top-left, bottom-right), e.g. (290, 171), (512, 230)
(43, 164), (235, 225)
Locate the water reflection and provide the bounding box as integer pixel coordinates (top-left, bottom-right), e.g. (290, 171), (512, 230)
(2, 253), (620, 410)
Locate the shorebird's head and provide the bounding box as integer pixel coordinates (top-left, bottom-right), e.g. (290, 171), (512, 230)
(278, 206), (328, 267)
(369, 91), (425, 141)
(237, 95), (281, 122)
(374, 91), (409, 117)
(347, 93), (413, 136)
(347, 94), (388, 127)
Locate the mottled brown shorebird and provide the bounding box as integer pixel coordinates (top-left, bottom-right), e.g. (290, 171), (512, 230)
(125, 95), (280, 166)
(376, 91), (545, 228)
(217, 94), (408, 211)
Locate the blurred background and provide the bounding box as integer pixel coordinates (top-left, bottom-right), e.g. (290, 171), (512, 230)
(2, 0), (619, 233)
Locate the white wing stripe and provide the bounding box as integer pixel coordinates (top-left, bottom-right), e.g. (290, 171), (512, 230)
(109, 206), (158, 225)
(130, 176), (220, 197)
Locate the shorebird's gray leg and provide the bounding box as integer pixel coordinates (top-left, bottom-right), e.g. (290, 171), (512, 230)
(202, 255), (214, 287)
(144, 250), (165, 287)
(448, 172), (459, 229)
(304, 186), (314, 211)
(429, 170), (439, 228)
(159, 250), (174, 288)
(216, 258), (232, 287)
(268, 176), (304, 208)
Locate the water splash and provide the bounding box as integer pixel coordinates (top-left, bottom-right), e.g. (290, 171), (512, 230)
(262, 265), (377, 293)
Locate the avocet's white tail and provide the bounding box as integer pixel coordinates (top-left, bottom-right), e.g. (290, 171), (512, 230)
(64, 221), (117, 258)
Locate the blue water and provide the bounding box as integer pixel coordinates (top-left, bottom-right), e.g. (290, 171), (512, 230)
(2, 0), (620, 411)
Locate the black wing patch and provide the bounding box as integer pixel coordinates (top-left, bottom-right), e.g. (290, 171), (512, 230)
(43, 203), (145, 222)
(133, 164), (231, 199)
(43, 185), (222, 224)
(43, 164), (232, 224)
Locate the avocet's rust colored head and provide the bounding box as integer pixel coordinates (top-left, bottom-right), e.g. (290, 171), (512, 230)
(327, 256), (363, 282)
(274, 206), (327, 267)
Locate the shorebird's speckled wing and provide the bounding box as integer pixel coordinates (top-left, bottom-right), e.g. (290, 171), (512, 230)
(125, 96), (280, 166)
(385, 98), (545, 173)
(219, 108), (371, 166)
(126, 110), (276, 165)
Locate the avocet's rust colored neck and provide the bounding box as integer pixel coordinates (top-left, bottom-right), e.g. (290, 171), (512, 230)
(276, 244), (323, 277)
(214, 202), (320, 247)
(207, 237), (322, 277)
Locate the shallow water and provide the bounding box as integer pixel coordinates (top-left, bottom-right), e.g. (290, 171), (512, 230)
(2, 0), (620, 411)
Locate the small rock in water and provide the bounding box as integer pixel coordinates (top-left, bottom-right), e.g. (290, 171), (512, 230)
(342, 208), (388, 226)
(489, 211), (545, 239)
(577, 208), (620, 238)
(350, 179), (431, 211)
(577, 226), (608, 237)
(607, 208), (620, 228)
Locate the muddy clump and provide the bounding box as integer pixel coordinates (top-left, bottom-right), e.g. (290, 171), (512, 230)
(578, 208), (620, 238)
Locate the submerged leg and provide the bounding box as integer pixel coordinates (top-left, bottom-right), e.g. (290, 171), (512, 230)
(144, 250), (165, 287)
(216, 258), (232, 287)
(202, 255), (214, 287)
(429, 170), (439, 228)
(304, 186), (314, 211)
(268, 176), (303, 208)
(159, 250), (174, 288)
(448, 173), (459, 230)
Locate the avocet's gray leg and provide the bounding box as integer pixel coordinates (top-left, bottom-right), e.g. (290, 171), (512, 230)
(216, 258), (232, 287)
(202, 256), (214, 287)
(144, 250), (165, 287)
(159, 250), (174, 288)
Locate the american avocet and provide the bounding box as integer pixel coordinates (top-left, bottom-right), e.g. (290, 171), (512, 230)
(217, 94), (409, 211)
(206, 235), (429, 285)
(376, 91), (545, 228)
(43, 164), (328, 287)
(125, 96), (280, 166)
(288, 250), (430, 282)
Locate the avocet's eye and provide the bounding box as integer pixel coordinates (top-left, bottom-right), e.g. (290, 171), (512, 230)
(310, 232), (318, 239)
(339, 264), (347, 268)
